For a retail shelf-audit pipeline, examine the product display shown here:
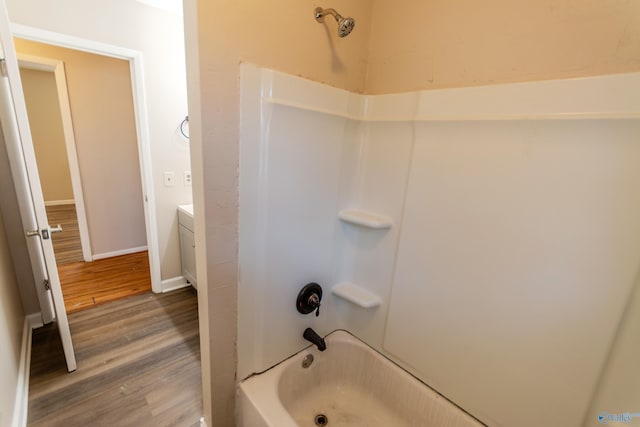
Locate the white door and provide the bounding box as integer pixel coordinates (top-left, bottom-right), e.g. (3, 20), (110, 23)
(0, 1), (76, 372)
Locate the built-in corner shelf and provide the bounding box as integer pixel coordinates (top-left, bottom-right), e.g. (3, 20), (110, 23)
(338, 209), (393, 229)
(332, 282), (382, 309)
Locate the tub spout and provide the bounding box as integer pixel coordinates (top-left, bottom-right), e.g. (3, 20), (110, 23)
(303, 328), (326, 351)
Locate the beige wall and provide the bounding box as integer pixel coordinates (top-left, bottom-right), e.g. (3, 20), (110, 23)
(14, 39), (146, 257)
(20, 68), (73, 203)
(185, 0), (373, 424)
(366, 0), (640, 93)
(186, 1), (640, 425)
(0, 208), (25, 427)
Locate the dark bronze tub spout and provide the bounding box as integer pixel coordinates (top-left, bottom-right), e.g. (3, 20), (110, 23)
(303, 328), (326, 351)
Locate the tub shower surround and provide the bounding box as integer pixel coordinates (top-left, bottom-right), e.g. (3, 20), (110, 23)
(238, 64), (640, 427)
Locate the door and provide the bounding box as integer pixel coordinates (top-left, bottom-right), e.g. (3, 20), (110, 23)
(0, 2), (76, 372)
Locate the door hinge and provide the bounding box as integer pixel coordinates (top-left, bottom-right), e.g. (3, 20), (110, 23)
(0, 59), (7, 77)
(43, 279), (51, 290)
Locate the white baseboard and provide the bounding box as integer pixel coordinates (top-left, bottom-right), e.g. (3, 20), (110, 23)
(161, 276), (191, 293)
(92, 246), (148, 260)
(12, 317), (33, 427)
(44, 199), (75, 206)
(26, 313), (43, 330)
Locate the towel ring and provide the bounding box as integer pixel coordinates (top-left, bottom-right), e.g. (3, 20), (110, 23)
(180, 115), (189, 139)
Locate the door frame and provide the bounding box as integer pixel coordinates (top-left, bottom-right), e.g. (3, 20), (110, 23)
(17, 53), (93, 262)
(11, 23), (163, 292)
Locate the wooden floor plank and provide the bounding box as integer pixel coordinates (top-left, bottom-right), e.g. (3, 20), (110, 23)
(58, 251), (152, 314)
(46, 204), (84, 265)
(28, 288), (202, 427)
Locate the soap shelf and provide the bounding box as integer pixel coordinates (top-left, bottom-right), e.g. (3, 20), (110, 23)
(338, 209), (393, 229)
(332, 282), (382, 308)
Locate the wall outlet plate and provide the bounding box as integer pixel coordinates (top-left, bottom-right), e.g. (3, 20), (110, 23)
(184, 171), (192, 186)
(163, 171), (175, 187)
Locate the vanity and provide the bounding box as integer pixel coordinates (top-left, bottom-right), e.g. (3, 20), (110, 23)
(177, 204), (197, 289)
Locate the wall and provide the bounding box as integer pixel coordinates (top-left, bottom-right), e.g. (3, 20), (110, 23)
(184, 0), (373, 424)
(6, 0), (191, 280)
(238, 65), (361, 376)
(584, 275), (640, 426)
(366, 0), (640, 93)
(239, 67), (640, 427)
(14, 39), (146, 257)
(384, 118), (640, 427)
(19, 68), (73, 203)
(0, 206), (25, 427)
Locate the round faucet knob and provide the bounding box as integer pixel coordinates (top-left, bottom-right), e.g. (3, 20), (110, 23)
(296, 282), (323, 316)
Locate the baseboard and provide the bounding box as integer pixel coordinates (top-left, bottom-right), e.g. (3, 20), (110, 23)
(26, 313), (43, 330)
(92, 246), (148, 260)
(44, 199), (75, 207)
(161, 276), (191, 293)
(12, 317), (33, 427)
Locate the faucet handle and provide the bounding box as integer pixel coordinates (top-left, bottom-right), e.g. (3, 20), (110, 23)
(296, 283), (323, 316)
(308, 293), (321, 317)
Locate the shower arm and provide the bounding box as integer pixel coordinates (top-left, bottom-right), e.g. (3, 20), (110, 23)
(314, 8), (343, 23)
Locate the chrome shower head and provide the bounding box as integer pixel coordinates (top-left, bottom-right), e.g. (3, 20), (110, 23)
(314, 7), (356, 38)
(338, 16), (355, 37)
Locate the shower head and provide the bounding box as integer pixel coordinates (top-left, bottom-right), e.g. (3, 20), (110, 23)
(314, 7), (355, 38)
(338, 16), (356, 37)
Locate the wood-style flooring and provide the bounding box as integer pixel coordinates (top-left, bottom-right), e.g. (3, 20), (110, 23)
(28, 288), (202, 427)
(58, 251), (152, 314)
(46, 203), (152, 314)
(46, 204), (84, 265)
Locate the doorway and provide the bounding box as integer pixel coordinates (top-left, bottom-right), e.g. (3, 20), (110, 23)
(16, 38), (154, 313)
(17, 53), (90, 266)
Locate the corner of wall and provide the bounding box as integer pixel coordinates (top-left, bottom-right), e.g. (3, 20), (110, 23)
(11, 316), (33, 427)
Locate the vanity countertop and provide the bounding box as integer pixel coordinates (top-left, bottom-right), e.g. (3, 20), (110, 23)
(178, 203), (194, 217)
(177, 204), (194, 232)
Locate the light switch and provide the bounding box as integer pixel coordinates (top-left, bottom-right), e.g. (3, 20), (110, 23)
(164, 171), (175, 187)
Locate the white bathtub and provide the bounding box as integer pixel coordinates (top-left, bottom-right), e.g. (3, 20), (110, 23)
(238, 330), (484, 427)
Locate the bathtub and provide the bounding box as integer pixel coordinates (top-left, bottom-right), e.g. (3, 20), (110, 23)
(238, 330), (484, 427)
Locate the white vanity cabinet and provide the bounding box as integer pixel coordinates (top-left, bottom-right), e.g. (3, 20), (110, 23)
(177, 204), (197, 289)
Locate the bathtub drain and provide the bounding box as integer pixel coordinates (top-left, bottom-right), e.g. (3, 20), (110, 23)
(302, 354), (314, 368)
(314, 414), (328, 426)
